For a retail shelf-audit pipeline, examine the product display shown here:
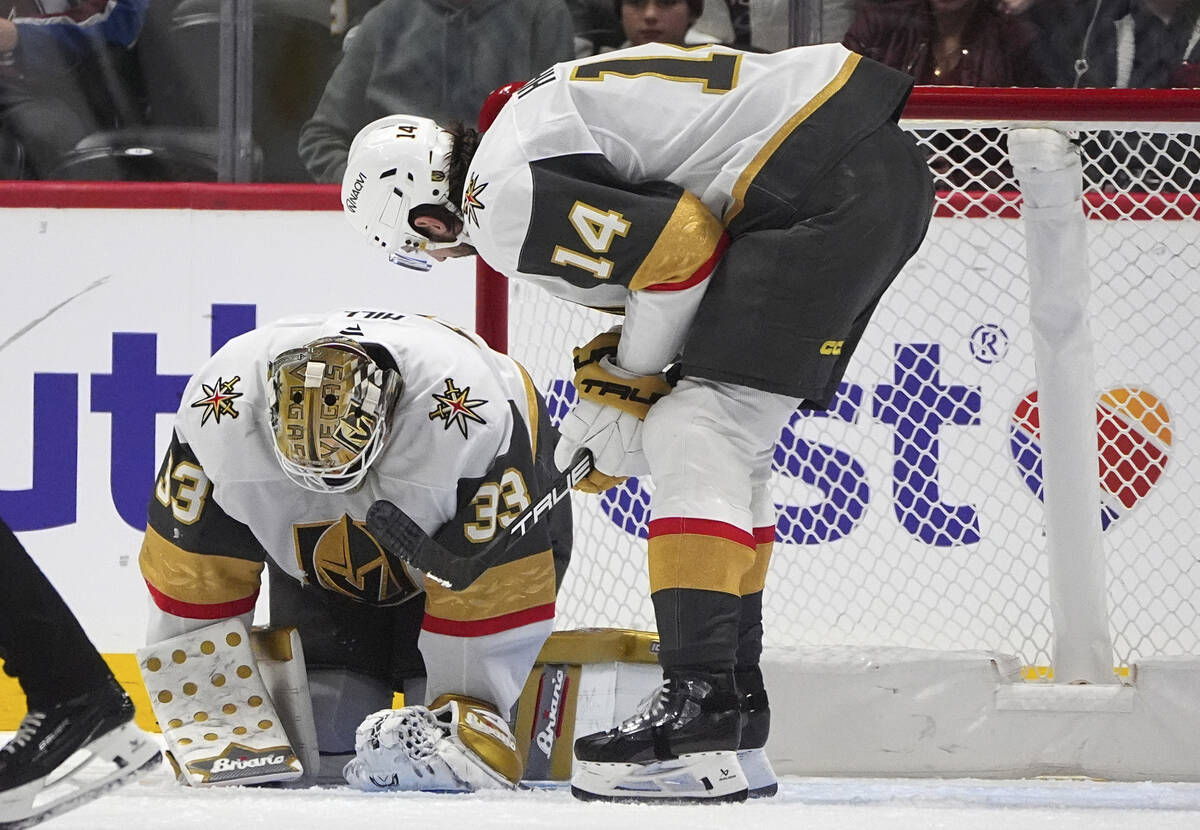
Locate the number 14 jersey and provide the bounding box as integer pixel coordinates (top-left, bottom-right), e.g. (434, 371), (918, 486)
(462, 42), (913, 310)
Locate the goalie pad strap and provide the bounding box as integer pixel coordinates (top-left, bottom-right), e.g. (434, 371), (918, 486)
(430, 694), (524, 785)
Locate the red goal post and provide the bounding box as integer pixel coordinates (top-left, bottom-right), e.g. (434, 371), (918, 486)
(474, 87), (1200, 777)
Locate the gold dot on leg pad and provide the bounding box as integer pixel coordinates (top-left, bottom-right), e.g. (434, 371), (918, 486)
(212, 674), (226, 687)
(200, 641), (215, 654)
(172, 650), (187, 664)
(236, 665), (252, 679)
(183, 682), (198, 695)
(226, 632), (241, 647)
(222, 704), (237, 715)
(158, 691), (173, 703)
(258, 720), (273, 729)
(145, 657), (161, 672)
(248, 695), (262, 707)
(233, 726), (247, 735)
(194, 711), (208, 722)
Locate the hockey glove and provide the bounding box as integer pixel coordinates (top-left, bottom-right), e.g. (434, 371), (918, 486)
(342, 695), (522, 792)
(554, 331), (671, 493)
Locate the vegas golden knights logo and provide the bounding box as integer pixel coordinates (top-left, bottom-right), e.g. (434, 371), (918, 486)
(296, 515), (419, 606)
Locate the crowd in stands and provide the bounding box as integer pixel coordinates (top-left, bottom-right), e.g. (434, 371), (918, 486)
(1, 0), (1199, 182)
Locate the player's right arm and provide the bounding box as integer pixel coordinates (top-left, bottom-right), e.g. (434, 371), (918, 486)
(139, 430), (267, 642)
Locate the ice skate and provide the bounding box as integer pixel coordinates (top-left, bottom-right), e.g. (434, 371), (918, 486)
(736, 667), (777, 798)
(570, 667), (748, 803)
(0, 680), (161, 829)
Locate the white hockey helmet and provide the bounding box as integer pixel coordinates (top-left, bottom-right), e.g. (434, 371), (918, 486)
(266, 337), (402, 493)
(342, 114), (463, 272)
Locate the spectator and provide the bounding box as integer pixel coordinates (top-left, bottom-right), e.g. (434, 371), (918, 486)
(843, 0), (1046, 86)
(1033, 0), (1200, 88)
(566, 0), (625, 55)
(298, 0), (574, 184)
(618, 0), (716, 47)
(690, 0), (855, 51)
(0, 0), (147, 179)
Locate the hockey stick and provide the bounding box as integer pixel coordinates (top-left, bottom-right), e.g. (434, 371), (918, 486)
(366, 450), (594, 591)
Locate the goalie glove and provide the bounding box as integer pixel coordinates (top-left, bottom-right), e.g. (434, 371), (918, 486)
(342, 695), (522, 792)
(554, 330), (671, 494)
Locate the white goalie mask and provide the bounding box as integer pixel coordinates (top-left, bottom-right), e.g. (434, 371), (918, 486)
(342, 114), (465, 272)
(266, 337), (402, 493)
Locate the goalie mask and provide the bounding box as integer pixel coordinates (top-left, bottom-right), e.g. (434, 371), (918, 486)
(342, 114), (465, 272)
(267, 337), (402, 493)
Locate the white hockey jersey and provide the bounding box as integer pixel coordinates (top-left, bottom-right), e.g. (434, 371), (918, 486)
(139, 310), (561, 714)
(464, 42), (912, 375)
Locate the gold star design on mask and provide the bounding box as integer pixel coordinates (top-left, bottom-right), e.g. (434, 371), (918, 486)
(190, 376), (244, 425)
(462, 174), (488, 227)
(428, 378), (487, 438)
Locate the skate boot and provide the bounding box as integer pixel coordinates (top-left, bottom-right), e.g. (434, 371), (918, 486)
(570, 666), (748, 803)
(736, 666), (777, 798)
(0, 678), (161, 829)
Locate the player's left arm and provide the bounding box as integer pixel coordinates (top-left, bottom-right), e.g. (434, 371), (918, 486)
(346, 403), (555, 791)
(419, 402), (557, 710)
(515, 152), (726, 373)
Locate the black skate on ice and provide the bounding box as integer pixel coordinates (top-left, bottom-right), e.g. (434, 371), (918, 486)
(570, 667), (748, 803)
(0, 680), (161, 829)
(736, 666), (778, 798)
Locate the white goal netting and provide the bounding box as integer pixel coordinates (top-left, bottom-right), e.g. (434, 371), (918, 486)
(482, 89), (1200, 679)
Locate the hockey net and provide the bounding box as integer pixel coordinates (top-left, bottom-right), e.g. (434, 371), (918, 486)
(477, 87), (1200, 681)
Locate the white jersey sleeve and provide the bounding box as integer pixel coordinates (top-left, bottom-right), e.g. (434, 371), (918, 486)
(139, 309), (562, 714)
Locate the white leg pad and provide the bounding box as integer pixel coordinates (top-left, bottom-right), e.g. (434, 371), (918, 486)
(137, 619), (304, 786)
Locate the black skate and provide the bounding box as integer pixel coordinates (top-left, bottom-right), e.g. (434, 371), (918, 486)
(736, 667), (778, 798)
(570, 667), (748, 803)
(0, 680), (161, 829)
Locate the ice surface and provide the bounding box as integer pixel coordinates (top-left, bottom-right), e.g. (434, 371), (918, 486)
(36, 767), (1200, 830)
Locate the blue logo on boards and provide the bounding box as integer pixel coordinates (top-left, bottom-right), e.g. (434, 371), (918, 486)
(547, 342), (982, 548)
(8, 307), (982, 549)
(3, 304), (257, 532)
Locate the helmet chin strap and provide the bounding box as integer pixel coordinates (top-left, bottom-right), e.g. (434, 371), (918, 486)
(389, 248), (435, 271)
(390, 210), (468, 271)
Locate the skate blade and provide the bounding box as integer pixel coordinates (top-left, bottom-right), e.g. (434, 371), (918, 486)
(0, 722), (162, 829)
(737, 747), (778, 798)
(571, 751), (748, 803)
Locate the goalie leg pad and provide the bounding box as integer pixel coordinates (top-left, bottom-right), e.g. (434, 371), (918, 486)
(343, 695), (522, 792)
(137, 619), (304, 787)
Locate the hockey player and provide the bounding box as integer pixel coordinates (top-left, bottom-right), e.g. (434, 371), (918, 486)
(0, 517), (161, 828)
(341, 41), (934, 802)
(139, 309), (571, 790)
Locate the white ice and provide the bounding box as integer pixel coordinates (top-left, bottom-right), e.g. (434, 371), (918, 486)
(34, 767), (1200, 830)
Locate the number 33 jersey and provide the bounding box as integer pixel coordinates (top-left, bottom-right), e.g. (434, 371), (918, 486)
(462, 42), (913, 310)
(138, 310), (565, 714)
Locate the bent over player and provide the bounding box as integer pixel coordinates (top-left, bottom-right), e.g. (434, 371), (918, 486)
(139, 309), (571, 790)
(342, 41), (934, 802)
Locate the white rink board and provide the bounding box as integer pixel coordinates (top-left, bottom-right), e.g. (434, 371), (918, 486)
(1, 201), (475, 652)
(4, 197), (1200, 673)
